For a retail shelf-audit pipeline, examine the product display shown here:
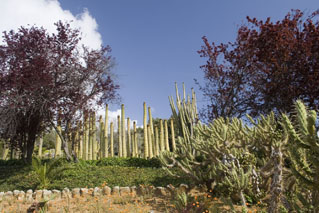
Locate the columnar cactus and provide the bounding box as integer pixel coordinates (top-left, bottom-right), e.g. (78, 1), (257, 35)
(88, 113), (93, 160)
(133, 121), (138, 157)
(78, 121), (83, 159)
(159, 119), (165, 152)
(1, 142), (9, 160)
(121, 104), (126, 157)
(99, 115), (104, 159)
(55, 116), (62, 158)
(104, 104), (109, 158)
(148, 107), (155, 155)
(147, 125), (153, 158)
(164, 120), (170, 151)
(84, 112), (89, 160)
(143, 102), (148, 158)
(170, 119), (176, 151)
(155, 126), (160, 156)
(117, 115), (122, 157)
(92, 112), (97, 160)
(38, 133), (43, 157)
(110, 121), (114, 157)
(127, 118), (131, 157)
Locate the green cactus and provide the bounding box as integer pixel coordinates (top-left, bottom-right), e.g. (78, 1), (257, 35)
(38, 133), (43, 157)
(170, 119), (176, 152)
(99, 115), (104, 159)
(133, 121), (138, 157)
(127, 117), (131, 157)
(55, 116), (62, 158)
(282, 100), (319, 210)
(118, 115), (122, 157)
(147, 124), (153, 158)
(110, 121), (114, 157)
(164, 120), (170, 151)
(121, 104), (126, 157)
(84, 112), (89, 160)
(159, 119), (165, 152)
(104, 104), (109, 158)
(143, 102), (148, 158)
(155, 126), (160, 156)
(92, 112), (97, 160)
(78, 121), (83, 159)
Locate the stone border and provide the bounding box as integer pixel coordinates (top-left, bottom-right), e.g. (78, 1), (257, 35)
(0, 184), (205, 203)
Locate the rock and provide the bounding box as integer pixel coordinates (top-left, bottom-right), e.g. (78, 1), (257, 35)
(62, 188), (71, 199)
(13, 190), (20, 198)
(52, 190), (61, 200)
(0, 192), (4, 201)
(34, 190), (43, 201)
(112, 186), (120, 196)
(80, 188), (89, 197)
(120, 187), (131, 196)
(5, 191), (13, 200)
(155, 187), (167, 197)
(88, 188), (94, 196)
(26, 190), (33, 202)
(17, 191), (25, 201)
(136, 185), (145, 196)
(102, 186), (111, 195)
(93, 187), (101, 196)
(43, 190), (52, 200)
(130, 186), (137, 197)
(71, 188), (81, 198)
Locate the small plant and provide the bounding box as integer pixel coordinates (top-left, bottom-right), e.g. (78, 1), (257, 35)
(32, 157), (69, 189)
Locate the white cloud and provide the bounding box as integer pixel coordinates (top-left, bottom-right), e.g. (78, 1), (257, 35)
(95, 107), (141, 129)
(0, 0), (102, 49)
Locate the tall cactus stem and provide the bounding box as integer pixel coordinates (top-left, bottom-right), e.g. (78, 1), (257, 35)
(170, 119), (176, 151)
(118, 115), (122, 157)
(104, 104), (109, 158)
(110, 121), (114, 157)
(143, 102), (148, 158)
(121, 104), (126, 157)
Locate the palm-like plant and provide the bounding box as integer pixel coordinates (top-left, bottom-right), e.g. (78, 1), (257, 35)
(32, 157), (67, 189)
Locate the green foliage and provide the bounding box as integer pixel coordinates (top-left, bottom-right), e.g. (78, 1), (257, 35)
(31, 157), (69, 189)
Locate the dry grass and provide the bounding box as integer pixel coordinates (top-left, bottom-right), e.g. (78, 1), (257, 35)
(0, 190), (267, 213)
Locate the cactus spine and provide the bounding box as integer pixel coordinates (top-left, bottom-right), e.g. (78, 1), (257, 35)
(121, 104), (126, 157)
(143, 102), (148, 158)
(104, 104), (109, 158)
(110, 121), (114, 157)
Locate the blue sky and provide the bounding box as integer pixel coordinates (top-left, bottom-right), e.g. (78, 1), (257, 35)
(2, 0), (319, 126)
(58, 0), (319, 124)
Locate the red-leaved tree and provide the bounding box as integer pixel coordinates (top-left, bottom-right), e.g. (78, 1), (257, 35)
(197, 9), (319, 122)
(0, 21), (119, 162)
